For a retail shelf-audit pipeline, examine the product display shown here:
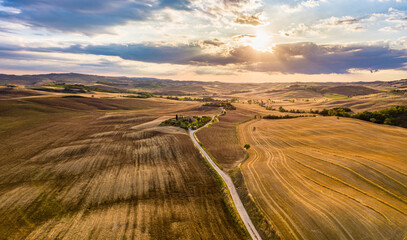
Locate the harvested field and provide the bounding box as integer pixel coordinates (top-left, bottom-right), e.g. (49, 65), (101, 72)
(0, 87), (43, 99)
(195, 104), (268, 170)
(239, 117), (407, 239)
(0, 97), (246, 239)
(271, 93), (407, 113)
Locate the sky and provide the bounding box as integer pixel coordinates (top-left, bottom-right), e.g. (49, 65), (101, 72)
(0, 0), (406, 82)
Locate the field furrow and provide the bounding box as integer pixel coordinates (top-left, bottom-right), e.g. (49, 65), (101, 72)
(239, 117), (407, 240)
(0, 98), (247, 239)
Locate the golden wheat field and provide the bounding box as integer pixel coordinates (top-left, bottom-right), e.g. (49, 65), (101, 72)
(0, 97), (247, 240)
(238, 117), (407, 240)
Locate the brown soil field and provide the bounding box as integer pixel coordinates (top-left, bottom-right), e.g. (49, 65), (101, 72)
(238, 117), (407, 240)
(0, 97), (246, 239)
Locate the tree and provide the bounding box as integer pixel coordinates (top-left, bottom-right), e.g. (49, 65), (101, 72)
(244, 144), (250, 150)
(384, 118), (393, 125)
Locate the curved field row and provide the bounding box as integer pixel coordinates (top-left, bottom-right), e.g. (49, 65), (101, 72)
(238, 117), (407, 240)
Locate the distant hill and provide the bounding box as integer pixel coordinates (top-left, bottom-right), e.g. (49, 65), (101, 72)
(1, 73), (406, 97)
(1, 73), (406, 87)
(266, 84), (381, 99)
(0, 73), (202, 88)
(309, 85), (380, 96)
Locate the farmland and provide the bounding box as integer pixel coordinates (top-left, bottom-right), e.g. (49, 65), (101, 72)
(2, 74), (407, 240)
(195, 104), (265, 170)
(0, 97), (247, 239)
(238, 117), (407, 239)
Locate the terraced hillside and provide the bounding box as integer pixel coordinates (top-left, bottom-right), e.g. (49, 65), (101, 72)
(239, 117), (407, 239)
(0, 97), (247, 239)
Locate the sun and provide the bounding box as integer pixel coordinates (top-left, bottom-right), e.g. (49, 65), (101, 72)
(249, 31), (272, 52)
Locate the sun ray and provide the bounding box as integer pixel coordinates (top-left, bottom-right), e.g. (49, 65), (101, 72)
(249, 30), (272, 52)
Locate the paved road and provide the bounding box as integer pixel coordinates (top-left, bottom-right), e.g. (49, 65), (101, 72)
(189, 121), (262, 240)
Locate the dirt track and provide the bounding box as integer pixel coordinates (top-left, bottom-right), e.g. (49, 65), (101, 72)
(239, 117), (407, 240)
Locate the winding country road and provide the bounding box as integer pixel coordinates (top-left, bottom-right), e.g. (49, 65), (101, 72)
(189, 122), (262, 240)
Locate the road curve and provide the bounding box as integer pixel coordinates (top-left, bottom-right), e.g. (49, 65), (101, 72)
(189, 123), (262, 240)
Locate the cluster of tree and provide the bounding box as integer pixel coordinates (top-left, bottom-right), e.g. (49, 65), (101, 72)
(390, 90), (407, 95)
(248, 99), (269, 105)
(61, 95), (87, 98)
(289, 109), (306, 113)
(278, 106), (287, 112)
(165, 96), (198, 101)
(160, 115), (212, 130)
(312, 106), (407, 128)
(352, 105), (407, 127)
(203, 101), (236, 110)
(124, 92), (155, 98)
(317, 107), (352, 117)
(165, 96), (215, 102)
(229, 90), (251, 94)
(263, 114), (316, 119)
(41, 84), (137, 94)
(277, 106), (306, 113)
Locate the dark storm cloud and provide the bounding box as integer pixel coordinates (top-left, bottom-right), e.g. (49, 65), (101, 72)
(0, 0), (192, 34)
(2, 42), (407, 74)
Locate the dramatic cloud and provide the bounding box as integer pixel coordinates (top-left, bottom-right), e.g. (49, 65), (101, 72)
(0, 0), (267, 35)
(0, 0), (193, 34)
(4, 41), (406, 75)
(0, 0), (406, 81)
(244, 43), (407, 74)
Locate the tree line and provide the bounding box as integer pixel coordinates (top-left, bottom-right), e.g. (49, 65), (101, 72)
(316, 106), (407, 128)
